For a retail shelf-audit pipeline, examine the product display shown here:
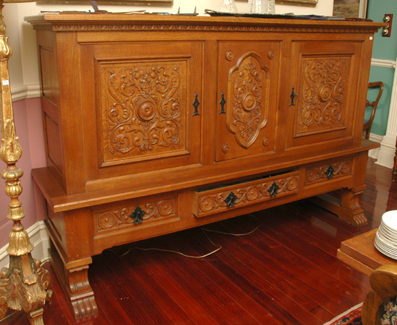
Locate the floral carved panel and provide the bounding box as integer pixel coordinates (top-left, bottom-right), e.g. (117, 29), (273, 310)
(194, 173), (299, 218)
(96, 198), (177, 233)
(305, 159), (353, 184)
(296, 57), (349, 136)
(100, 61), (187, 164)
(226, 52), (270, 149)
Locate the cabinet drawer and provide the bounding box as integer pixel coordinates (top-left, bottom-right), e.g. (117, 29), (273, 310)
(93, 194), (179, 239)
(193, 171), (299, 218)
(305, 157), (353, 185)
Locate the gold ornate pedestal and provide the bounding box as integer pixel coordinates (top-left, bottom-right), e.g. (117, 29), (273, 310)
(0, 3), (52, 324)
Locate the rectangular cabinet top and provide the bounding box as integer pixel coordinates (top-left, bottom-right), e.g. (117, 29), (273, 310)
(25, 13), (386, 34)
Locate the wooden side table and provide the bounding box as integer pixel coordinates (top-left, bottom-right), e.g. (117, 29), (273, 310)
(337, 229), (397, 276)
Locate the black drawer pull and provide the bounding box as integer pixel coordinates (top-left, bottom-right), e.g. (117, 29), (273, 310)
(268, 182), (280, 198)
(130, 206), (146, 224)
(289, 87), (297, 106)
(224, 191), (238, 208)
(193, 93), (200, 116)
(325, 165), (335, 179)
(219, 92), (226, 114)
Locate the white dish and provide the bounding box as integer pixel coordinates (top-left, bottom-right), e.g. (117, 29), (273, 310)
(375, 231), (397, 259)
(382, 210), (397, 230)
(375, 240), (397, 260)
(378, 226), (397, 246)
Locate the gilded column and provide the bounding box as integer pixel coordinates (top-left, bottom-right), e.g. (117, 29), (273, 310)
(0, 2), (52, 325)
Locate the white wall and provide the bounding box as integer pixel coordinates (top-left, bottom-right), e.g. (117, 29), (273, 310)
(5, 0), (333, 94)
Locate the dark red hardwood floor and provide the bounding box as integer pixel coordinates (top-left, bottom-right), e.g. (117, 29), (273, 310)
(2, 158), (396, 325)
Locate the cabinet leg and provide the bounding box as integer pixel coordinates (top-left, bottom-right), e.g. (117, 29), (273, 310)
(49, 245), (98, 319)
(309, 186), (368, 227)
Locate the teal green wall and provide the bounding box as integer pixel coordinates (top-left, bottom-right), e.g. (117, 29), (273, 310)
(365, 0), (396, 135)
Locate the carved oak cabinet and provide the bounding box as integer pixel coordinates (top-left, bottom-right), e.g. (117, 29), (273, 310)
(26, 14), (383, 319)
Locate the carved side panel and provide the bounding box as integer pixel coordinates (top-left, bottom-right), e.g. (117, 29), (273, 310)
(100, 61), (187, 165)
(40, 46), (58, 104)
(295, 57), (349, 136)
(227, 52), (269, 149)
(305, 158), (353, 184)
(95, 198), (177, 233)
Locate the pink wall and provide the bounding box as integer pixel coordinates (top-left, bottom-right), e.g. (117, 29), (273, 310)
(0, 97), (46, 247)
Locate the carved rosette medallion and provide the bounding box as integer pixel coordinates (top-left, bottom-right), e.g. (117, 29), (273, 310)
(297, 58), (347, 134)
(306, 159), (352, 184)
(227, 52), (269, 149)
(197, 175), (299, 216)
(225, 51), (234, 61)
(96, 199), (177, 232)
(104, 64), (185, 159)
(222, 143), (230, 154)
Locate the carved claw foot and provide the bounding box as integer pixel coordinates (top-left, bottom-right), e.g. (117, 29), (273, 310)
(309, 189), (368, 227)
(50, 248), (98, 319)
(338, 211), (368, 227)
(71, 295), (98, 320)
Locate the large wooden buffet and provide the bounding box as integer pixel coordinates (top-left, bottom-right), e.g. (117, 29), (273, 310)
(26, 13), (383, 319)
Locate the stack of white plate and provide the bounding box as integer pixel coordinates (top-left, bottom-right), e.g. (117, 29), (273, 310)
(375, 210), (397, 260)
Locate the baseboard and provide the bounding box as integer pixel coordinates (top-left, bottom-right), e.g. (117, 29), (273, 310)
(0, 221), (50, 270)
(371, 58), (397, 69)
(368, 133), (383, 162)
(11, 84), (41, 102)
(376, 134), (395, 169)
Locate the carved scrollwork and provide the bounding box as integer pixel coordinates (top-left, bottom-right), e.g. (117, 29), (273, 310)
(197, 175), (299, 216)
(227, 52), (269, 149)
(297, 58), (347, 134)
(97, 199), (177, 231)
(306, 159), (352, 184)
(106, 65), (183, 155)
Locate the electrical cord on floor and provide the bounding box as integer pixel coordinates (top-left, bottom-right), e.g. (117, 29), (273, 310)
(105, 213), (261, 259)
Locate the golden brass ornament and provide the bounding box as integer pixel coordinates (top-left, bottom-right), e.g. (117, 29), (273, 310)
(0, 2), (52, 324)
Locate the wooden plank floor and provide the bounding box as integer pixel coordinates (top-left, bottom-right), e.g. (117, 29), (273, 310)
(2, 158), (397, 325)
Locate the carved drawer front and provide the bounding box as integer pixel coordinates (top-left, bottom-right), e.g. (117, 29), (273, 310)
(94, 195), (179, 237)
(305, 157), (353, 185)
(286, 41), (363, 149)
(216, 41), (281, 162)
(193, 171), (299, 218)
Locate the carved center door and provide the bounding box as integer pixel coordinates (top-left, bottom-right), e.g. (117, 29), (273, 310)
(286, 41), (362, 149)
(216, 41), (280, 162)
